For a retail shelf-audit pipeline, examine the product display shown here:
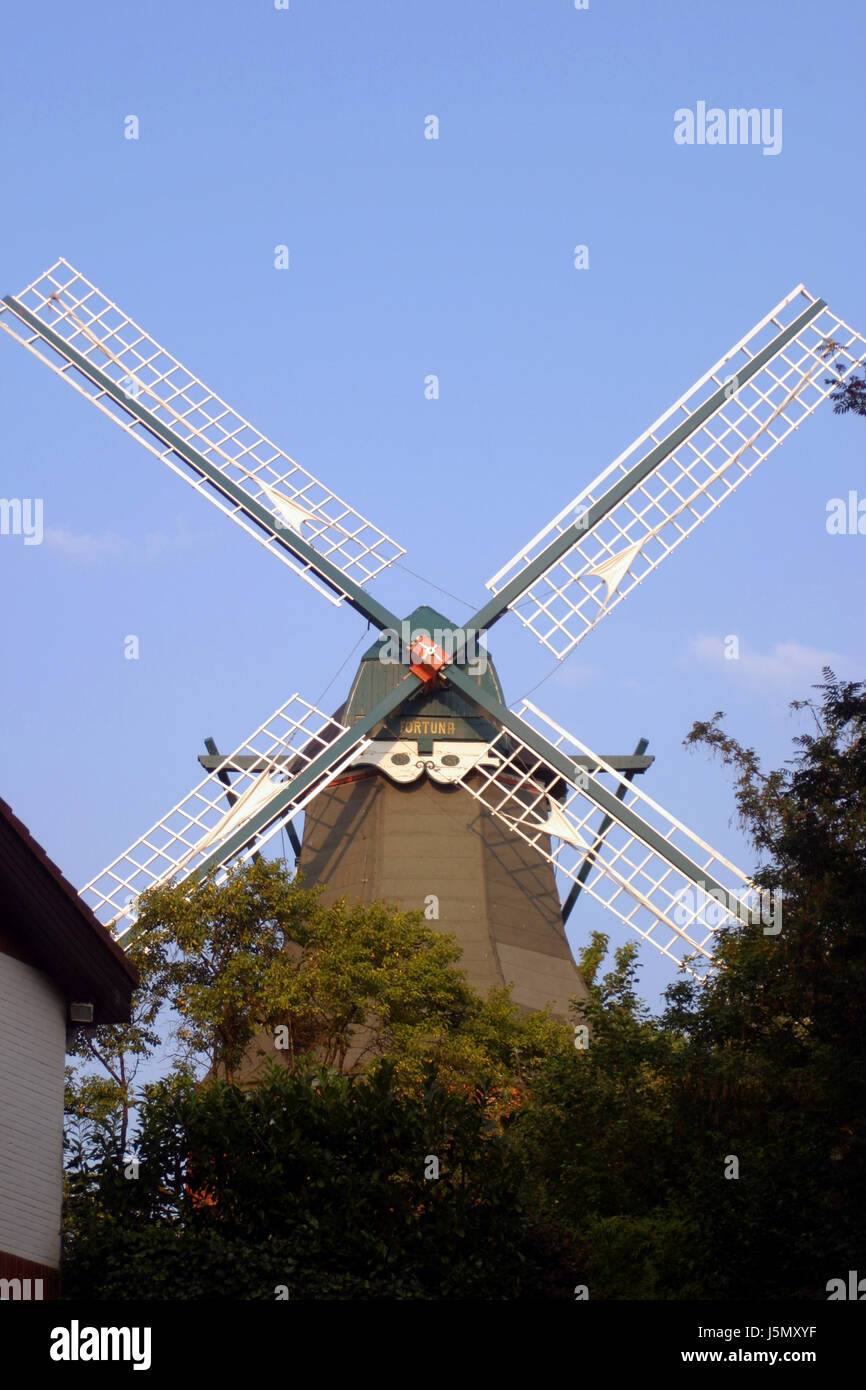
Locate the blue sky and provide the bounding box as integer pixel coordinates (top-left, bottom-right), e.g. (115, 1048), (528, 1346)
(1, 0), (864, 1010)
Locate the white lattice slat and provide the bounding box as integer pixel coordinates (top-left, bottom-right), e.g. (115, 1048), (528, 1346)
(458, 701), (766, 977)
(487, 286), (866, 658)
(81, 696), (367, 938)
(0, 259), (404, 602)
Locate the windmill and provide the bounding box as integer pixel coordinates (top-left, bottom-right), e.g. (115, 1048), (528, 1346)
(2, 262), (864, 1022)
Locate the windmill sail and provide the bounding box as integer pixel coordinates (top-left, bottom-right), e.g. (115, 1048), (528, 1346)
(0, 259), (404, 608)
(484, 285), (866, 658)
(188, 769), (292, 857)
(455, 699), (760, 977)
(81, 695), (369, 939)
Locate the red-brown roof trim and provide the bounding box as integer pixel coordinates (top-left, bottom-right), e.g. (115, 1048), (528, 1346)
(0, 794), (138, 1023)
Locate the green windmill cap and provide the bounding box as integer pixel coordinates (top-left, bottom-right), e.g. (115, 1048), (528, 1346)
(345, 605), (505, 744)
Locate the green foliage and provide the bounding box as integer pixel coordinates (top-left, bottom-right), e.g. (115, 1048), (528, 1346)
(826, 365), (866, 417)
(63, 1063), (565, 1300)
(377, 985), (573, 1103)
(512, 934), (696, 1298)
(130, 861), (484, 1083)
(665, 672), (866, 1296)
(63, 675), (866, 1299)
(262, 893), (474, 1077)
(65, 935), (162, 1177)
(133, 861), (322, 1081)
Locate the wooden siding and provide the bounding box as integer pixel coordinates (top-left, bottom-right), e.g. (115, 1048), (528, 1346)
(0, 952), (65, 1270)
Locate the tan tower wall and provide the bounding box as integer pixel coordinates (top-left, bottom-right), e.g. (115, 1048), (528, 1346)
(297, 768), (589, 1018)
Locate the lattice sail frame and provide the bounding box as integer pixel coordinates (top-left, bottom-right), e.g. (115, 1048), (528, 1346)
(82, 696), (368, 938)
(458, 701), (761, 977)
(4, 265), (850, 970)
(487, 285), (866, 659)
(0, 259), (404, 602)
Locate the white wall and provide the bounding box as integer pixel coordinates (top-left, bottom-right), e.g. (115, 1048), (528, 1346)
(0, 951), (65, 1268)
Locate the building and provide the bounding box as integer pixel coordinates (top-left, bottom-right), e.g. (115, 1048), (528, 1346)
(296, 608), (591, 1018)
(231, 609), (596, 1082)
(0, 796), (137, 1299)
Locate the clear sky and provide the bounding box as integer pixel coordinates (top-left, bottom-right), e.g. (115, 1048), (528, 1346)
(1, 0), (864, 1010)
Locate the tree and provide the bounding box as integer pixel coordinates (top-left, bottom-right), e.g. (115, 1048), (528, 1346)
(66, 860), (570, 1163)
(64, 937), (162, 1175)
(828, 369), (866, 418)
(825, 342), (866, 418)
(376, 983), (573, 1108)
(62, 867), (582, 1298)
(505, 674), (866, 1299)
(62, 1061), (564, 1300)
(63, 674), (866, 1299)
(665, 671), (866, 1295)
(511, 935), (698, 1299)
(131, 861), (479, 1082)
(132, 860), (322, 1082)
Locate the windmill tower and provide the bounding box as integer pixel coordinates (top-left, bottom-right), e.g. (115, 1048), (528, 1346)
(199, 599), (650, 1024)
(2, 262), (864, 1011)
(279, 606), (598, 1015)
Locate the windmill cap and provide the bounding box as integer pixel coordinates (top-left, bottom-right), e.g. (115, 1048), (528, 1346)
(347, 605), (504, 743)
